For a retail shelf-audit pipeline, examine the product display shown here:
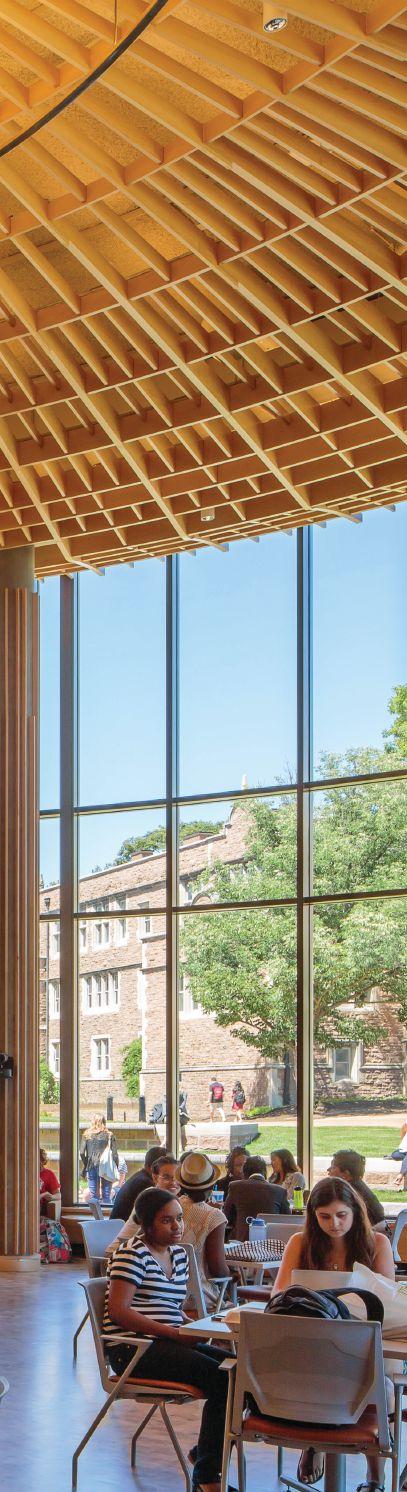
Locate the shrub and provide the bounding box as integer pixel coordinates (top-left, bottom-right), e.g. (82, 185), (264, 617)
(40, 1058), (59, 1104)
(121, 1038), (142, 1098)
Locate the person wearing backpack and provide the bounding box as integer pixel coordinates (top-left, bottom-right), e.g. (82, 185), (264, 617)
(272, 1176), (394, 1491)
(208, 1077), (225, 1121)
(231, 1079), (246, 1120)
(80, 1114), (119, 1204)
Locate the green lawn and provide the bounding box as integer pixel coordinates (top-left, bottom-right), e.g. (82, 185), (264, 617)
(251, 1124), (400, 1159)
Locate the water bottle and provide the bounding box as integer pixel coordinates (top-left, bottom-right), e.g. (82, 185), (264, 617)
(248, 1216), (267, 1244)
(212, 1185), (222, 1205)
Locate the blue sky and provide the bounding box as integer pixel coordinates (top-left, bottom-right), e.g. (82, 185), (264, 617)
(40, 503), (407, 884)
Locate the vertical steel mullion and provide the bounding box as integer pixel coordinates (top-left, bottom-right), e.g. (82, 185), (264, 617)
(165, 555), (179, 1154)
(296, 529), (314, 1185)
(59, 575), (78, 1205)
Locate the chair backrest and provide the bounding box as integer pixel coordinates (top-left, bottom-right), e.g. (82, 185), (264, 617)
(391, 1208), (407, 1262)
(81, 1277), (112, 1391)
(88, 1199), (104, 1220)
(79, 1218), (124, 1276)
(231, 1312), (389, 1448)
(259, 1217), (304, 1243)
(0, 1377), (9, 1403)
(184, 1243), (206, 1317)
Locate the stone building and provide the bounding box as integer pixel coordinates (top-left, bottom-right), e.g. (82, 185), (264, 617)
(40, 806), (406, 1118)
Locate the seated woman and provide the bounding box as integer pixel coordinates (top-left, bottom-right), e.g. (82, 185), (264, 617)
(272, 1176), (395, 1491)
(39, 1148), (61, 1216)
(218, 1145), (249, 1203)
(270, 1148), (306, 1202)
(104, 1187), (229, 1492)
(176, 1151), (231, 1306)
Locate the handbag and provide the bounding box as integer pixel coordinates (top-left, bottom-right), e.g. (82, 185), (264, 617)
(99, 1140), (119, 1183)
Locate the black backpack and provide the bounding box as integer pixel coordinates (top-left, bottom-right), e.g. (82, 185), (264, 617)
(265, 1285), (384, 1324)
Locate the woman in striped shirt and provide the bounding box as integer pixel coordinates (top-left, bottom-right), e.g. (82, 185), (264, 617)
(105, 1187), (229, 1492)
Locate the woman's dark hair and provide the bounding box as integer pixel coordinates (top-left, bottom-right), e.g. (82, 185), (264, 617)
(270, 1148), (298, 1178)
(151, 1153), (177, 1177)
(135, 1187), (180, 1234)
(225, 1145), (249, 1175)
(300, 1177), (375, 1270)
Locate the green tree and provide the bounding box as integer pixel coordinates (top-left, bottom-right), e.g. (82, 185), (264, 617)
(115, 821), (222, 863)
(40, 1058), (59, 1104)
(121, 1037), (142, 1098)
(384, 684), (407, 761)
(181, 690), (407, 1065)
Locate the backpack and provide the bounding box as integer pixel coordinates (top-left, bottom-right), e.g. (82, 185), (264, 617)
(40, 1216), (71, 1264)
(265, 1285), (384, 1324)
(212, 1082), (224, 1101)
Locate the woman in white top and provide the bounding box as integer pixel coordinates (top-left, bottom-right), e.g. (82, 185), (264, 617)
(270, 1147), (306, 1201)
(272, 1177), (394, 1492)
(176, 1151), (231, 1306)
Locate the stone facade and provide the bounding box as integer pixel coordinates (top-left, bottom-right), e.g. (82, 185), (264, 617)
(40, 807), (406, 1118)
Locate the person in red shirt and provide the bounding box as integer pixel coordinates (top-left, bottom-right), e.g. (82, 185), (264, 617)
(40, 1148), (61, 1214)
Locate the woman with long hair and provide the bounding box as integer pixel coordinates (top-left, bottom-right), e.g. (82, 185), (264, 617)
(272, 1177), (394, 1491)
(218, 1145), (249, 1202)
(104, 1187), (229, 1492)
(80, 1114), (119, 1204)
(270, 1148), (306, 1202)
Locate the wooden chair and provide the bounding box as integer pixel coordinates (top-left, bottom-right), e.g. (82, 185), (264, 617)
(220, 1311), (403, 1492)
(72, 1277), (205, 1490)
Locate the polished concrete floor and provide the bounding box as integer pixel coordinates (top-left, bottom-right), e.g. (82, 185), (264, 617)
(0, 1264), (402, 1492)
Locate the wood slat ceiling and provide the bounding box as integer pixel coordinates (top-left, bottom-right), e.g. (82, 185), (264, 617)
(0, 0), (404, 573)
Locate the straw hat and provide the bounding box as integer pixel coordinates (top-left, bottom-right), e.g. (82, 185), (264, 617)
(176, 1152), (222, 1189)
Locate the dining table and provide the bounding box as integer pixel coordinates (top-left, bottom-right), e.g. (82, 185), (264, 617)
(180, 1311), (407, 1492)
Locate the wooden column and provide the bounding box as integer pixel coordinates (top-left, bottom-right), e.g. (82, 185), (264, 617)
(0, 547), (39, 1268)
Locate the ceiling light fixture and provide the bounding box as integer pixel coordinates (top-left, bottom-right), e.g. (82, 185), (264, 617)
(201, 508), (215, 523)
(263, 1), (288, 31)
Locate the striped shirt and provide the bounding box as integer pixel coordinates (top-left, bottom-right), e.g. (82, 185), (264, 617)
(103, 1238), (189, 1338)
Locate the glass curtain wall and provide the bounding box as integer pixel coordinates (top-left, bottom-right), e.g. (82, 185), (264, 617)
(39, 507), (407, 1204)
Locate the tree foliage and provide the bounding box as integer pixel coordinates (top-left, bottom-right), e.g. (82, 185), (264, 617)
(115, 821), (222, 863)
(121, 1037), (143, 1098)
(40, 1058), (59, 1103)
(181, 690), (407, 1061)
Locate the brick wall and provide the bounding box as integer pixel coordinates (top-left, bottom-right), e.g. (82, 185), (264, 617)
(40, 811), (407, 1117)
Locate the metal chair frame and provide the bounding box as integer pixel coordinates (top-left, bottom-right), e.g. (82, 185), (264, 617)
(220, 1311), (403, 1492)
(392, 1209), (407, 1265)
(72, 1277), (204, 1490)
(73, 1217), (124, 1361)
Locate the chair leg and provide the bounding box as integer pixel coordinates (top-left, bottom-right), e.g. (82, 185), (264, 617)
(277, 1445), (284, 1482)
(221, 1432), (233, 1492)
(130, 1403), (158, 1467)
(392, 1383), (403, 1492)
(236, 1435), (246, 1491)
(159, 1402), (192, 1491)
(73, 1311), (89, 1362)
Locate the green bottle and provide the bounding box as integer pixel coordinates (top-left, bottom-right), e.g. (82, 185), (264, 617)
(292, 1188), (304, 1212)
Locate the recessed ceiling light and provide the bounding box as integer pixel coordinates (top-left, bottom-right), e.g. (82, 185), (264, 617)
(263, 1), (288, 30)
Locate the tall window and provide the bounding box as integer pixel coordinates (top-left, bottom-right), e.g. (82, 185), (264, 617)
(39, 507), (407, 1202)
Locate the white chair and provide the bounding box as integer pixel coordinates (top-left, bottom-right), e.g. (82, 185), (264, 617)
(87, 1198), (104, 1220)
(72, 1277), (205, 1490)
(0, 1377), (9, 1405)
(258, 1216), (304, 1240)
(184, 1242), (236, 1315)
(391, 1208), (407, 1264)
(220, 1311), (402, 1492)
(73, 1217), (124, 1361)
